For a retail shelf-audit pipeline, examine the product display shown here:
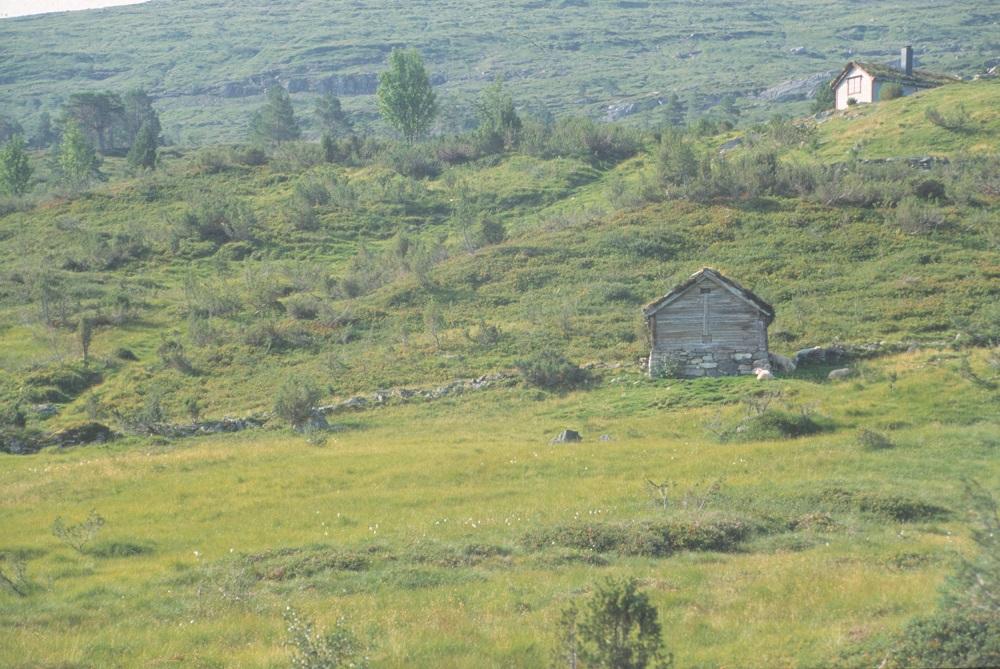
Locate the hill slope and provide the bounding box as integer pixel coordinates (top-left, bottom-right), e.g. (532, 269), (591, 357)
(0, 72), (998, 669)
(1, 0), (998, 143)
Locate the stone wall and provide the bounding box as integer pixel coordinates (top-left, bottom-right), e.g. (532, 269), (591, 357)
(649, 346), (770, 378)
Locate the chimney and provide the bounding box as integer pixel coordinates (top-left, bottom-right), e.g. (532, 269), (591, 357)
(901, 45), (913, 75)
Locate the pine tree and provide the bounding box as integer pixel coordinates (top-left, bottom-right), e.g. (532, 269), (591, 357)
(32, 112), (55, 148)
(57, 120), (101, 191)
(662, 94), (688, 127)
(127, 120), (158, 169)
(377, 48), (438, 143)
(314, 93), (352, 138)
(0, 135), (33, 196)
(251, 86), (301, 144)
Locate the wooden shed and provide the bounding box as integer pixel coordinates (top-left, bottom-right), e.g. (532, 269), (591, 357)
(643, 268), (774, 378)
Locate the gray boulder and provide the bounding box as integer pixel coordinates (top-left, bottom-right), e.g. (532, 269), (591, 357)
(828, 368), (854, 381)
(794, 346), (850, 367)
(769, 352), (796, 374)
(551, 429), (582, 444)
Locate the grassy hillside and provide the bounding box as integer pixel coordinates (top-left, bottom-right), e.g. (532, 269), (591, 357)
(1, 348), (998, 667)
(0, 76), (998, 667)
(1, 0), (998, 143)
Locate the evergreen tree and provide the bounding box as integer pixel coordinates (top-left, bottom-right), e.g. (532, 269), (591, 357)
(0, 135), (33, 196)
(62, 91), (126, 153)
(57, 120), (101, 190)
(32, 112), (55, 148)
(251, 86), (301, 144)
(126, 120), (158, 169)
(314, 93), (353, 138)
(122, 88), (161, 146)
(0, 115), (25, 144)
(475, 78), (521, 152)
(377, 48), (438, 143)
(812, 80), (836, 113)
(661, 93), (688, 127)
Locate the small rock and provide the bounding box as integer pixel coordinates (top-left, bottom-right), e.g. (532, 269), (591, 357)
(551, 429), (582, 444)
(32, 403), (59, 418)
(828, 368), (854, 381)
(794, 346), (849, 367)
(769, 352), (796, 374)
(599, 434), (613, 442)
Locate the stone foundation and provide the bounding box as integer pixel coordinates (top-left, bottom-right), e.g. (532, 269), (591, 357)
(649, 347), (770, 378)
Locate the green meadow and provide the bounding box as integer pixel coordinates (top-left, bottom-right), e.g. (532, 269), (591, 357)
(0, 75), (999, 667)
(1, 348), (997, 667)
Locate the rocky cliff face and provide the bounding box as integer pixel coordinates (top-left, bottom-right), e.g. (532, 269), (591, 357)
(211, 71), (446, 98)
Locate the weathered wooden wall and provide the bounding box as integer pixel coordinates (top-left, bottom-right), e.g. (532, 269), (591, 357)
(649, 279), (769, 377)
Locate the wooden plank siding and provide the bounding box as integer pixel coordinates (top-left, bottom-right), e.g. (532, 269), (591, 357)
(653, 284), (765, 351)
(645, 269), (772, 377)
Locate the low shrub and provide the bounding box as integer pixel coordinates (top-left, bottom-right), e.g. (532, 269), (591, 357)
(726, 409), (828, 441)
(820, 487), (949, 522)
(89, 541), (154, 558)
(516, 349), (590, 391)
(383, 143), (442, 179)
(24, 364), (102, 403)
(886, 610), (1000, 669)
(857, 428), (895, 450)
(273, 376), (322, 429)
(522, 516), (763, 557)
(285, 607), (371, 669)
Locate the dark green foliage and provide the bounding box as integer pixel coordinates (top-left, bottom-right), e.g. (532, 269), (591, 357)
(122, 88), (160, 147)
(888, 609), (1000, 669)
(516, 349), (590, 390)
(557, 577), (673, 669)
(524, 517), (760, 557)
(0, 403), (26, 429)
(661, 93), (688, 127)
(725, 409), (828, 441)
(62, 91), (126, 153)
(820, 488), (949, 522)
(175, 196), (257, 246)
(544, 117), (640, 165)
(880, 83), (904, 101)
(273, 376), (322, 429)
(0, 115), (24, 143)
(479, 217), (506, 246)
(873, 482), (1000, 668)
(284, 607), (371, 669)
(89, 541), (154, 558)
(383, 143), (442, 179)
(811, 80), (836, 113)
(0, 135), (33, 195)
(314, 93), (353, 138)
(77, 315), (94, 364)
(913, 178), (946, 201)
(24, 364), (102, 403)
(32, 111), (55, 149)
(251, 86), (302, 144)
(377, 48), (438, 143)
(475, 78), (522, 153)
(126, 120), (159, 169)
(656, 131), (698, 188)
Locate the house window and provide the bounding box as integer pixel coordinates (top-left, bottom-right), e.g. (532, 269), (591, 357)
(846, 75), (863, 95)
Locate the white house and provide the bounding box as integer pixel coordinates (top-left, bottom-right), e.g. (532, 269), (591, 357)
(831, 46), (955, 110)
